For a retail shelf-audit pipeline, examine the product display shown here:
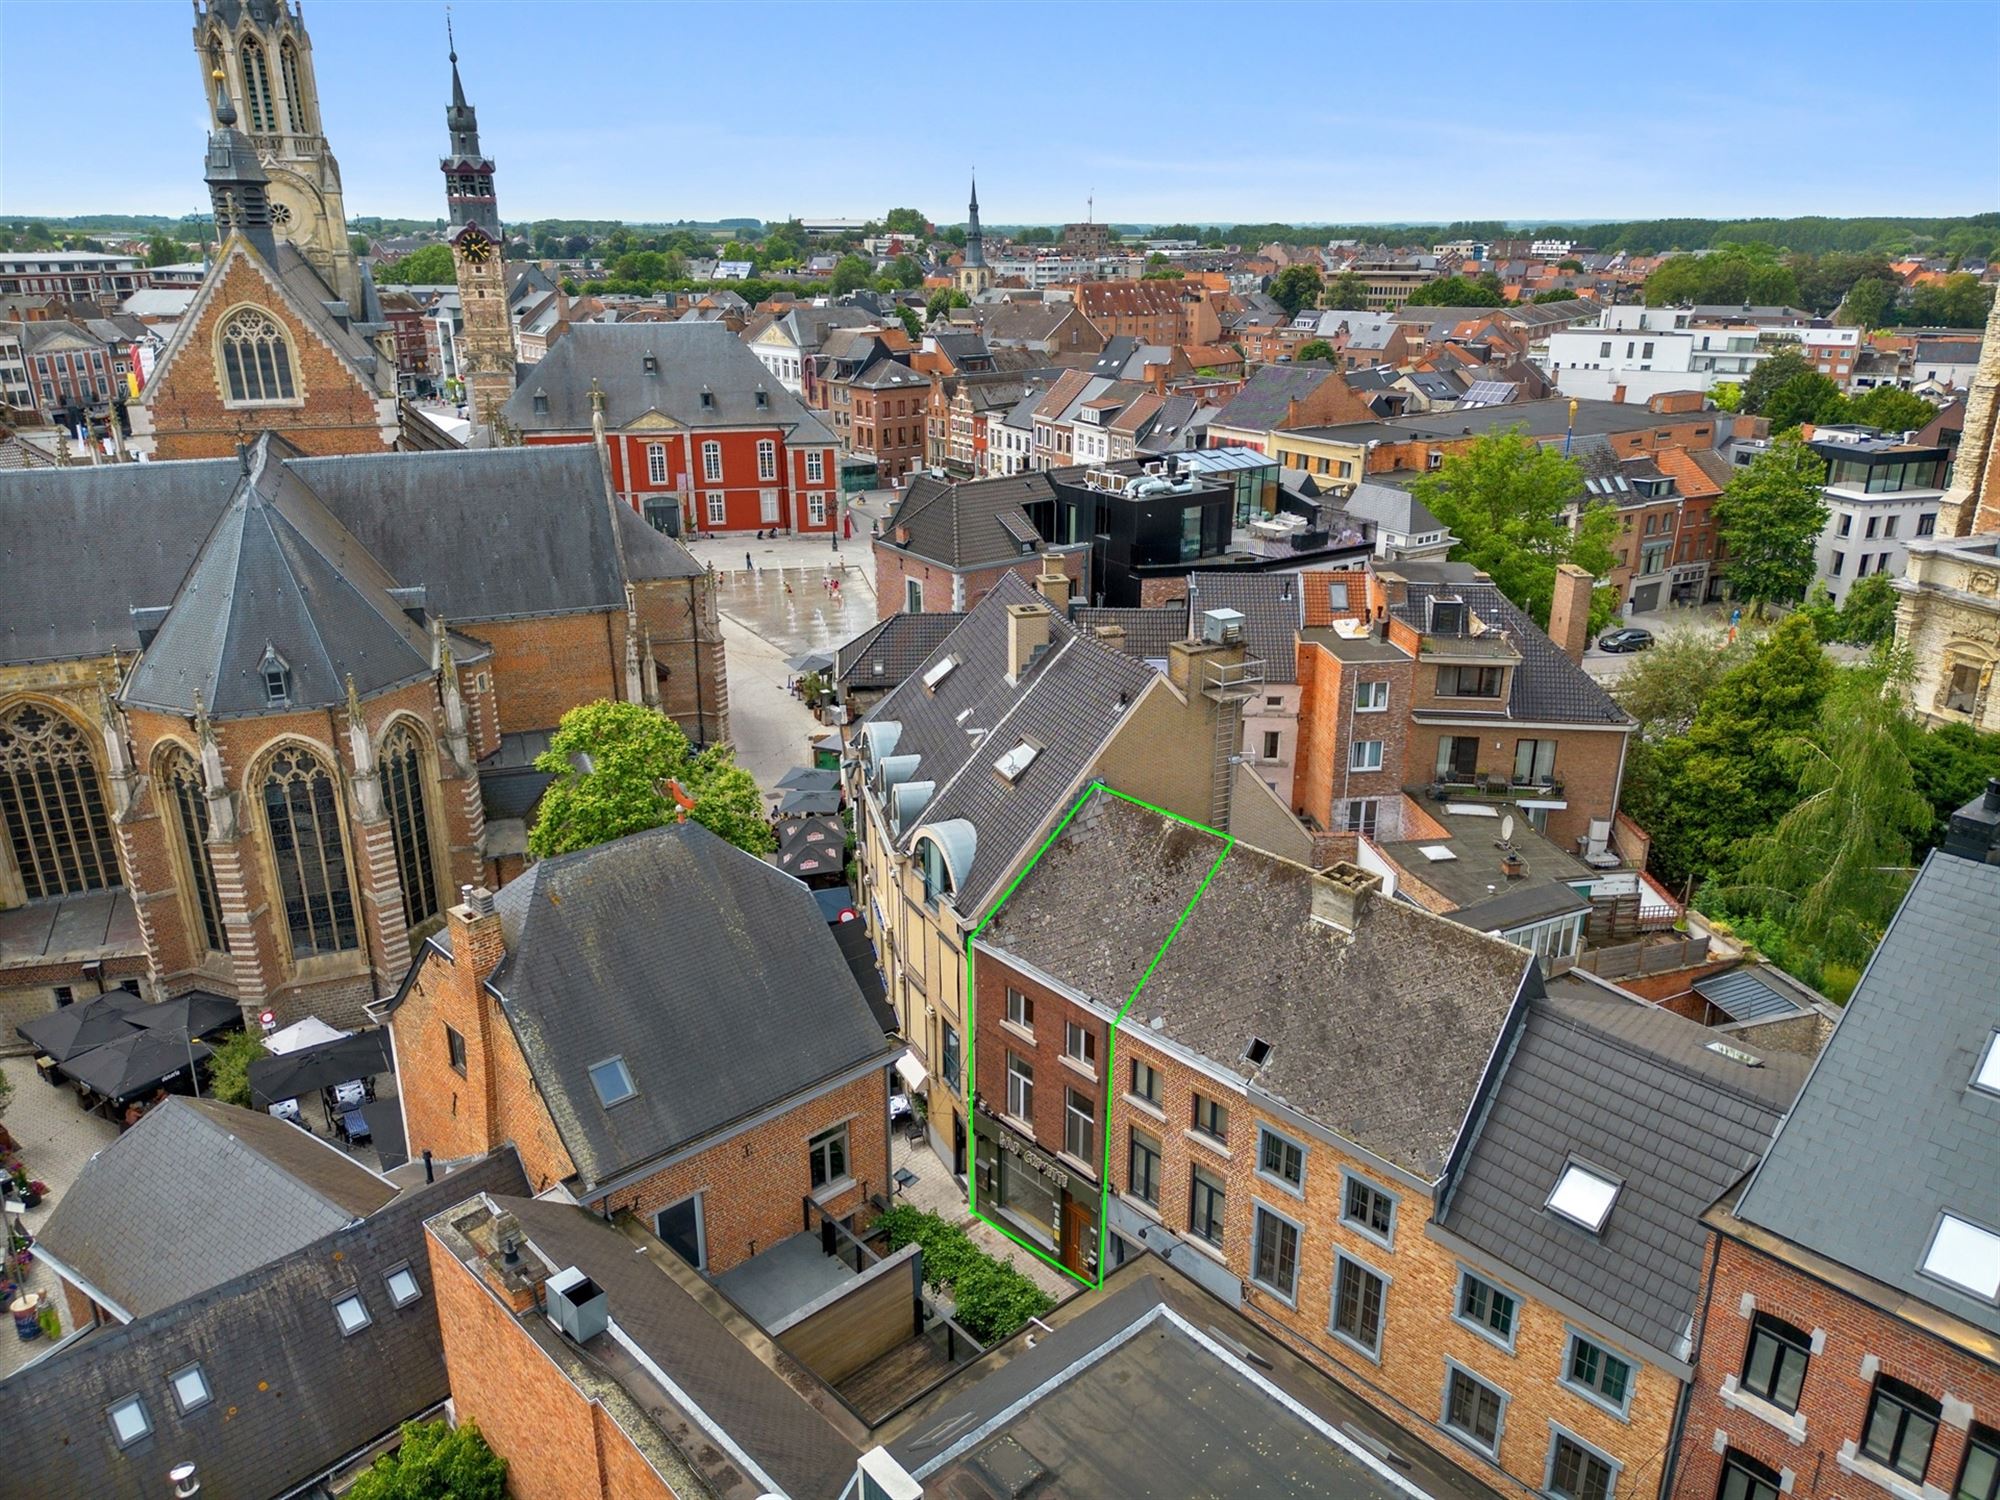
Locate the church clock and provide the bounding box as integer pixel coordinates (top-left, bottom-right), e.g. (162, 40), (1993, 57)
(457, 227), (495, 266)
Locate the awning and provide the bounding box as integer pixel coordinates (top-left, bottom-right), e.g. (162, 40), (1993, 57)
(264, 1016), (350, 1055)
(894, 1050), (927, 1091)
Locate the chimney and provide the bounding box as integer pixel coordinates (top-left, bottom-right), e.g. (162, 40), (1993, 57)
(1005, 602), (1051, 681)
(1036, 565), (1072, 610)
(448, 885), (506, 987)
(1942, 777), (2000, 865)
(1310, 862), (1383, 935)
(1546, 563), (1594, 666)
(459, 1199), (548, 1314)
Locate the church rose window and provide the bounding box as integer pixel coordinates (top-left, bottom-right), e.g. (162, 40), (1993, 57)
(380, 724), (440, 929)
(261, 747), (358, 958)
(220, 309), (297, 405)
(161, 750), (228, 954)
(0, 704), (120, 899)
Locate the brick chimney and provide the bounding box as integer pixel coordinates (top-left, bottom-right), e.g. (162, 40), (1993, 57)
(1310, 862), (1383, 935)
(448, 885), (507, 988)
(1546, 563), (1594, 665)
(1035, 565), (1072, 610)
(1006, 602), (1051, 681)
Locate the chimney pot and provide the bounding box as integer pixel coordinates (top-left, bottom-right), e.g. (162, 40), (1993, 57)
(1987, 776), (2000, 813)
(1310, 861), (1383, 935)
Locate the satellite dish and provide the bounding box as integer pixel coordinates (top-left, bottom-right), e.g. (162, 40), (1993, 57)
(1500, 814), (1516, 843)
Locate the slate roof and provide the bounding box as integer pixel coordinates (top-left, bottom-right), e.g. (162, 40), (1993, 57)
(1209, 364), (1343, 432)
(502, 321), (836, 445)
(981, 792), (1535, 1179)
(860, 574), (1155, 915)
(1073, 605), (1187, 662)
(882, 468), (1060, 569)
(1388, 576), (1631, 727)
(474, 821), (895, 1192)
(849, 354), (928, 392)
(1343, 480), (1447, 538)
(1734, 851), (2000, 1337)
(1186, 571), (1306, 684)
(0, 437), (699, 669)
(36, 1096), (397, 1320)
(1438, 991), (1805, 1358)
(834, 611), (967, 691)
(0, 1150), (527, 1500)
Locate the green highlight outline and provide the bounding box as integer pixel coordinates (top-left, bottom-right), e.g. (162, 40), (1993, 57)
(963, 781), (1233, 1290)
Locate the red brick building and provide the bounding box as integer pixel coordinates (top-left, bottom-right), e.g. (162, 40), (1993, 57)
(502, 321), (840, 538)
(845, 353), (930, 483)
(388, 823), (896, 1270)
(1672, 841), (2000, 1500)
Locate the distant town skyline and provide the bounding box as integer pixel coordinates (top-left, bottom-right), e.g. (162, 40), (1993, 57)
(3, 0), (1996, 226)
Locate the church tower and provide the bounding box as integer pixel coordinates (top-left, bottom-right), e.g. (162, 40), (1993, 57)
(955, 172), (991, 298)
(441, 23), (515, 423)
(193, 0), (359, 307)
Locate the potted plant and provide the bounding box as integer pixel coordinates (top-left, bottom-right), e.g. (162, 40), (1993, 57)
(22, 1182), (46, 1210)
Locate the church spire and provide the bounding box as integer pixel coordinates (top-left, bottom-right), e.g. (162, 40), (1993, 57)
(441, 17), (498, 232)
(204, 68), (278, 264)
(963, 169), (986, 270)
(448, 11), (467, 110)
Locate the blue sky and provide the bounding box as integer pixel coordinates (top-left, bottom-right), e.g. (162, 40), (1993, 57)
(3, 0), (1996, 226)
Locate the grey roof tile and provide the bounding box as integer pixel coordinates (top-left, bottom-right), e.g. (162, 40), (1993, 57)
(1391, 578), (1630, 726)
(1186, 572), (1305, 684)
(834, 611), (966, 690)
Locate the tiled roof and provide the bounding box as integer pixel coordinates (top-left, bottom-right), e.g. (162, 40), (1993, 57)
(1343, 481), (1446, 538)
(1209, 364), (1341, 432)
(476, 823), (895, 1191)
(1185, 571), (1305, 684)
(36, 1096), (397, 1320)
(1, 1150), (527, 1500)
(1438, 991), (1805, 1356)
(1652, 445), (1726, 498)
(834, 611), (967, 690)
(860, 574), (1154, 915)
(882, 468), (1058, 569)
(1734, 851), (2000, 1337)
(1073, 605), (1187, 661)
(1392, 579), (1631, 727)
(1300, 570), (1373, 626)
(979, 792), (1535, 1179)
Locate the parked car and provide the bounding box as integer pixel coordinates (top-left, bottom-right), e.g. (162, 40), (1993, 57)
(1597, 627), (1655, 653)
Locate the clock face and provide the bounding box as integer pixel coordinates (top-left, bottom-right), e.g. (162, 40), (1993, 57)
(459, 230), (494, 265)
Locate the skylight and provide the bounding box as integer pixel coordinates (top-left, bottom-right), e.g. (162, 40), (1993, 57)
(922, 656), (958, 691)
(1923, 1215), (2000, 1300)
(170, 1363), (211, 1414)
(1418, 845), (1458, 861)
(333, 1293), (371, 1336)
(589, 1056), (637, 1107)
(1547, 1162), (1621, 1232)
(994, 742), (1039, 781)
(1975, 1031), (2000, 1095)
(1245, 1038), (1272, 1067)
(107, 1395), (150, 1447)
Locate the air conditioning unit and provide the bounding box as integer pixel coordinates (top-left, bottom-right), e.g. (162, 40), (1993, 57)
(1201, 607), (1246, 645)
(546, 1266), (607, 1344)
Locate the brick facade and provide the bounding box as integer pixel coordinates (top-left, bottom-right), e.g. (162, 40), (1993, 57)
(524, 423), (837, 538)
(870, 540), (1086, 618)
(1673, 1230), (2000, 1500)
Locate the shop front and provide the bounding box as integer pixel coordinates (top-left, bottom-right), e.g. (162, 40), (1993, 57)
(972, 1105), (1097, 1280)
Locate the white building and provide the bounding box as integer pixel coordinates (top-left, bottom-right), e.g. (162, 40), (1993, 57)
(1808, 427), (1952, 604)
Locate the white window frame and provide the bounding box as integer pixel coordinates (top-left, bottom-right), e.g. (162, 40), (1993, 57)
(1064, 1020), (1097, 1073)
(1350, 738), (1384, 772)
(805, 449), (825, 483)
(646, 442), (667, 484)
(701, 440), (723, 482)
(807, 492), (827, 526)
(1006, 1051), (1034, 1121)
(759, 489), (780, 524)
(705, 492), (727, 527)
(1005, 987), (1033, 1035)
(1354, 679), (1389, 712)
(808, 1122), (851, 1194)
(1063, 1087), (1096, 1165)
(757, 439), (778, 481)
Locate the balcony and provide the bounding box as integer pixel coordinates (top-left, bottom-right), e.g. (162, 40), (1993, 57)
(1423, 774), (1565, 801)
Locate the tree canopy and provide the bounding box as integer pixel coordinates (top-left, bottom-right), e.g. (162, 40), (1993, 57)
(1322, 270), (1371, 310)
(347, 1420), (506, 1500)
(1611, 627), (1753, 739)
(1762, 371), (1850, 434)
(829, 254), (874, 295)
(528, 700), (772, 860)
(374, 243), (457, 285)
(1269, 264), (1323, 316)
(1404, 275), (1503, 307)
(1739, 349), (1811, 414)
(883, 207), (927, 235)
(1410, 428), (1617, 629)
(1294, 339), (1335, 363)
(1643, 244), (1799, 309)
(1713, 435), (1829, 613)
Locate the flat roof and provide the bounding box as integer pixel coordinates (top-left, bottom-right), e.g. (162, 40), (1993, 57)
(1302, 623), (1411, 662)
(1285, 395), (1715, 447)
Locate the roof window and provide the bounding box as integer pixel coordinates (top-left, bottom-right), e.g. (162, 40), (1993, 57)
(699, 389), (715, 409)
(107, 1394), (151, 1448)
(385, 1263), (423, 1308)
(169, 1362), (212, 1414)
(589, 1055), (637, 1107)
(1923, 1214), (2000, 1300)
(993, 742), (1039, 781)
(921, 655), (958, 692)
(260, 646), (291, 707)
(332, 1292), (372, 1336)
(532, 389), (548, 414)
(755, 389), (769, 408)
(1974, 1030), (2000, 1095)
(1547, 1161), (1620, 1232)
(1244, 1038), (1272, 1067)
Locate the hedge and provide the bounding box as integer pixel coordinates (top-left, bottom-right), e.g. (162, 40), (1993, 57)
(873, 1205), (1055, 1344)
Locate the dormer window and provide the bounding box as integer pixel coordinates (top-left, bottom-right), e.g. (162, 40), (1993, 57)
(532, 389), (548, 414)
(700, 389), (715, 410)
(260, 647), (291, 707)
(642, 351), (658, 373)
(755, 389), (769, 408)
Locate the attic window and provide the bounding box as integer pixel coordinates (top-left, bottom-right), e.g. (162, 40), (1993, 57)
(1923, 1214), (2000, 1301)
(107, 1394), (151, 1448)
(260, 647), (291, 707)
(994, 742), (1039, 781)
(169, 1362), (212, 1414)
(755, 389), (769, 408)
(332, 1292), (372, 1336)
(1974, 1031), (2000, 1095)
(1244, 1037), (1272, 1067)
(921, 655), (958, 691)
(384, 1263), (423, 1307)
(1546, 1161), (1620, 1233)
(532, 389), (549, 414)
(642, 351), (658, 373)
(589, 1055), (637, 1107)
(699, 389), (715, 409)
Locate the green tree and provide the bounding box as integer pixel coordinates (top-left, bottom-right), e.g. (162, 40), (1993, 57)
(1410, 428), (1614, 627)
(1845, 384), (1937, 434)
(1531, 288), (1580, 303)
(896, 305), (922, 340)
(925, 288), (969, 321)
(1906, 272), (1993, 328)
(1899, 720), (2000, 850)
(1719, 664), (1932, 970)
(146, 232), (186, 267)
(1714, 434), (1829, 613)
(1836, 276), (1896, 330)
(883, 207), (927, 235)
(940, 225), (967, 248)
(1015, 226), (1055, 245)
(1322, 270), (1371, 310)
(1558, 257), (1585, 272)
(1835, 573), (1898, 645)
(528, 701), (772, 860)
(375, 243), (457, 285)
(1624, 615), (1835, 888)
(1710, 381), (1744, 412)
(1269, 263), (1323, 316)
(828, 254), (873, 295)
(1739, 348), (1811, 413)
(205, 1028), (266, 1109)
(346, 1420), (507, 1500)
(1295, 339), (1335, 363)
(1762, 371), (1850, 434)
(1610, 627), (1753, 739)
(889, 254), (924, 289)
(1404, 276), (1503, 307)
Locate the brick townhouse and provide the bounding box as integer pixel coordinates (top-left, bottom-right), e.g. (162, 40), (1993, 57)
(0, 432), (725, 1032)
(1206, 362), (1379, 452)
(849, 574), (1257, 1181)
(1673, 822), (2000, 1500)
(971, 788), (1814, 1500)
(502, 321), (841, 538)
(387, 822), (897, 1272)
(1291, 563), (1635, 854)
(844, 352), (931, 483)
